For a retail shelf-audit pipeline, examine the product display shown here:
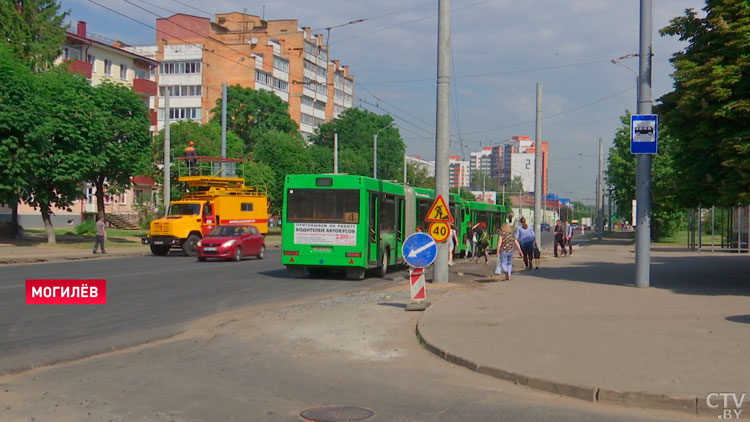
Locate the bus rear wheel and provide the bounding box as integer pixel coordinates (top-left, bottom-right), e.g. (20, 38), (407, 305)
(345, 267), (365, 280)
(375, 250), (389, 278)
(150, 244), (170, 256)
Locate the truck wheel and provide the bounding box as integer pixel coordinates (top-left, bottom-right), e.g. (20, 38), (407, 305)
(182, 234), (200, 257)
(345, 267), (365, 280)
(232, 247), (242, 262)
(150, 244), (169, 256)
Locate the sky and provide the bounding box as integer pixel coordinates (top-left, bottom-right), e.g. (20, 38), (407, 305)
(61, 0), (706, 203)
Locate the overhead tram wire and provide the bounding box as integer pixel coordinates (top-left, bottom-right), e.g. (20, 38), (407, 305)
(310, 1), (435, 32)
(130, 0), (179, 16)
(355, 82), (434, 132)
(356, 96), (434, 139)
(329, 0), (495, 45)
(168, 0), (214, 17)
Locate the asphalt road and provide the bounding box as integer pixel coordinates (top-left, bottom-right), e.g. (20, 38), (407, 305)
(0, 250), (402, 375)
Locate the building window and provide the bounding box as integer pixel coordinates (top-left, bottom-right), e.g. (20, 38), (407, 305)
(301, 96), (314, 107)
(304, 41), (316, 55)
(87, 54), (96, 72)
(135, 68), (147, 79)
(255, 70), (272, 86)
(159, 107), (202, 121)
(273, 78), (288, 92)
(159, 85), (202, 97)
(120, 64), (128, 80)
(273, 56), (289, 72)
(314, 100), (326, 111)
(158, 61), (201, 75)
(301, 113), (315, 125)
(104, 59), (112, 75)
(317, 65), (327, 78)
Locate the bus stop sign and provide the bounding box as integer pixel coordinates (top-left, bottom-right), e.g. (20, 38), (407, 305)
(631, 114), (658, 154)
(402, 232), (438, 268)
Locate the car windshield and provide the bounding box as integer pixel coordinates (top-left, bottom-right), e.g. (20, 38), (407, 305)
(169, 203), (201, 216)
(209, 226), (245, 237)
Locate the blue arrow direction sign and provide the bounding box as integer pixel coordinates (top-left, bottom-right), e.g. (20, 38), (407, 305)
(402, 232), (438, 268)
(631, 114), (659, 154)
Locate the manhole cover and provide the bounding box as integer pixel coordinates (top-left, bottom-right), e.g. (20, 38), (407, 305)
(300, 406), (374, 422)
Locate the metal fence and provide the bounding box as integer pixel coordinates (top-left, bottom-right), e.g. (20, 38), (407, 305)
(687, 206), (750, 252)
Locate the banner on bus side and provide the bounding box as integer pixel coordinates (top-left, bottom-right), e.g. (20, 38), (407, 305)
(293, 223), (358, 246)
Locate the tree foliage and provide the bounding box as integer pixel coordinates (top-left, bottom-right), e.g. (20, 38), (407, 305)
(252, 130), (313, 213)
(24, 67), (97, 243)
(87, 80), (152, 218)
(406, 162), (433, 189)
(658, 1), (750, 205)
(310, 108), (406, 181)
(0, 0), (68, 70)
(209, 85), (298, 151)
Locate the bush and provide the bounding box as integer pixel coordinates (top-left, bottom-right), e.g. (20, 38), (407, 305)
(76, 218), (95, 235)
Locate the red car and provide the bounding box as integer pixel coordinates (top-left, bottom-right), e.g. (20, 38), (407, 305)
(196, 224), (265, 262)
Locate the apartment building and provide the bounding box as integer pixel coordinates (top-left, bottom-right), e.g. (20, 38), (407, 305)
(448, 155), (471, 189)
(469, 146), (502, 187)
(499, 136), (548, 195)
(151, 13), (355, 137)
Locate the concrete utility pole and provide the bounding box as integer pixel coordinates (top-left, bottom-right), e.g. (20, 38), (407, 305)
(334, 133), (338, 173)
(597, 137), (604, 241)
(373, 122), (393, 179)
(533, 83), (543, 247)
(433, 0), (451, 283)
(163, 89), (171, 216)
(221, 82), (227, 159)
(636, 0), (653, 288)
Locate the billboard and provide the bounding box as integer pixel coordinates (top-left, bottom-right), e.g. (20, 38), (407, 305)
(510, 153), (535, 192)
(470, 191), (497, 204)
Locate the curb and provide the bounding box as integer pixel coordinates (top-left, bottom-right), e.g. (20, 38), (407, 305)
(415, 320), (702, 416)
(0, 250), (148, 265)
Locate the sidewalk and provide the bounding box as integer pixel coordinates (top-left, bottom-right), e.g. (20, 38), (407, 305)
(0, 235), (282, 264)
(419, 240), (750, 416)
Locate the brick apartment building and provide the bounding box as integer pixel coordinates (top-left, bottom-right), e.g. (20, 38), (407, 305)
(139, 12), (355, 138)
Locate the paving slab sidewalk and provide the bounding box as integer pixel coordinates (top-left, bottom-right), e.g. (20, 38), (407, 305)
(418, 240), (750, 415)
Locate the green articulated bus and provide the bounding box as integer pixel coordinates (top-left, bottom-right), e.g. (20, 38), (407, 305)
(282, 174), (506, 279)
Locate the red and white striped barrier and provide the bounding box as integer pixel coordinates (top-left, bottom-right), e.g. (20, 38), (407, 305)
(410, 267), (426, 302)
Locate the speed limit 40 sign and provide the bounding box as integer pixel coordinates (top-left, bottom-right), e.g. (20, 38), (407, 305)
(428, 222), (451, 243)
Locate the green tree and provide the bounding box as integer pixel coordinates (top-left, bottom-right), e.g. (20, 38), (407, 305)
(252, 131), (313, 213)
(308, 144), (333, 174)
(658, 1), (750, 205)
(244, 160), (276, 207)
(406, 162), (433, 188)
(87, 80), (152, 218)
(0, 48), (38, 236)
(209, 85), (298, 151)
(24, 67), (96, 243)
(310, 108), (406, 180)
(0, 0), (68, 70)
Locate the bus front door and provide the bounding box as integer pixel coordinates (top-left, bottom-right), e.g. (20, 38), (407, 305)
(368, 193), (379, 267)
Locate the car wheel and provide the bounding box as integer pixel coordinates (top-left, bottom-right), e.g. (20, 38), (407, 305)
(232, 247), (242, 262)
(182, 234), (200, 257)
(198, 257), (206, 262)
(256, 245), (265, 259)
(150, 244), (170, 256)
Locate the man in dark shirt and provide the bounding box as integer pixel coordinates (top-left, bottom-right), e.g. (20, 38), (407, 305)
(184, 141), (198, 175)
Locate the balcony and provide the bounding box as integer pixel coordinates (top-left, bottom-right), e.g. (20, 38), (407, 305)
(133, 78), (157, 96)
(66, 59), (92, 79)
(148, 109), (157, 126)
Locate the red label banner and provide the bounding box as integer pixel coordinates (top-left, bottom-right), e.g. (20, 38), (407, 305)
(26, 279), (107, 305)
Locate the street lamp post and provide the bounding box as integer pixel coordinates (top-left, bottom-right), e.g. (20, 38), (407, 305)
(373, 122), (393, 179)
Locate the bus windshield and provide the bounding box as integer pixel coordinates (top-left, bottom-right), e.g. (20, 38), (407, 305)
(169, 203), (201, 216)
(286, 189), (359, 223)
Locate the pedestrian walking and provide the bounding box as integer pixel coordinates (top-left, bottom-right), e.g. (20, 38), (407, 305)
(465, 221), (474, 259)
(515, 217), (536, 269)
(564, 220), (574, 255)
(495, 224), (523, 280)
(184, 141), (198, 175)
(448, 223), (458, 266)
(92, 216), (106, 254)
(553, 220), (566, 257)
(473, 222), (490, 264)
